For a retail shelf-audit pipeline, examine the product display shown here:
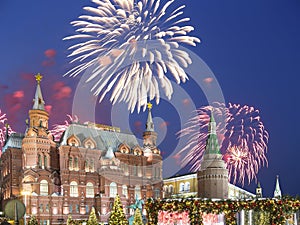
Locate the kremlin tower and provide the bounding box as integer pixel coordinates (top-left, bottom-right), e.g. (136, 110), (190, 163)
(197, 111), (229, 199)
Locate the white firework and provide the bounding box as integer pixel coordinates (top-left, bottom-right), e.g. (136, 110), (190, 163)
(51, 115), (79, 142)
(64, 0), (200, 112)
(0, 110), (14, 153)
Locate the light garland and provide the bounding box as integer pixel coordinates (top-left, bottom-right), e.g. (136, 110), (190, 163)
(145, 196), (300, 225)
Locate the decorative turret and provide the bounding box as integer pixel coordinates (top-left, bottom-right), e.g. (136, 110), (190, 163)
(197, 109), (228, 199)
(143, 103), (158, 151)
(256, 182), (263, 198)
(273, 175), (282, 198)
(28, 74), (49, 130)
(145, 102), (154, 132)
(22, 74), (58, 170)
(32, 73), (45, 110)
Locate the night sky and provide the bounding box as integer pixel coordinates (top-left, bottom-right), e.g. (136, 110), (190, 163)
(1, 0), (300, 197)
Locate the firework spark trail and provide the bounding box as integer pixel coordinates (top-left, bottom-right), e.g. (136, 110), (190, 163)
(0, 110), (14, 152)
(51, 115), (79, 142)
(64, 0), (200, 112)
(178, 102), (269, 185)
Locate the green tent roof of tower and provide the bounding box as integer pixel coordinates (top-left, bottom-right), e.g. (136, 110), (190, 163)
(204, 111), (221, 155)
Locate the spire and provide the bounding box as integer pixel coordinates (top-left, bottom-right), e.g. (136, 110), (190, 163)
(104, 147), (115, 159)
(256, 182), (263, 198)
(257, 182), (261, 188)
(32, 73), (45, 110)
(204, 110), (220, 154)
(208, 108), (216, 135)
(273, 175), (282, 198)
(145, 102), (154, 132)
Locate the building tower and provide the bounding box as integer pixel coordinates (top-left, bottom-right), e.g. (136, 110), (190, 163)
(256, 182), (263, 198)
(273, 175), (282, 198)
(143, 102), (157, 149)
(22, 74), (59, 194)
(142, 103), (163, 199)
(197, 111), (228, 199)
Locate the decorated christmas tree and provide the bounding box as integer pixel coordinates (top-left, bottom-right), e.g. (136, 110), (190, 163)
(133, 208), (143, 225)
(27, 215), (38, 225)
(109, 194), (128, 225)
(67, 215), (73, 225)
(87, 207), (99, 225)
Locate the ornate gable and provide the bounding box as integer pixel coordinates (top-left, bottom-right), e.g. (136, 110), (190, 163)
(67, 134), (81, 147)
(118, 143), (130, 154)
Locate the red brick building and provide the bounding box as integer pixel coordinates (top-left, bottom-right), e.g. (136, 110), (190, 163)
(0, 74), (163, 224)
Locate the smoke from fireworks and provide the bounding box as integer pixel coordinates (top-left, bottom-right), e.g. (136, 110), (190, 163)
(64, 0), (200, 112)
(0, 110), (14, 153)
(178, 102), (269, 185)
(51, 115), (79, 141)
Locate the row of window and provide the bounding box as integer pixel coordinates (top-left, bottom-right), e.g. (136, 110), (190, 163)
(38, 154), (48, 168)
(37, 204), (91, 215)
(163, 182), (191, 194)
(40, 180), (94, 198)
(109, 183), (160, 199)
(40, 180), (160, 199)
(109, 182), (134, 199)
(119, 164), (161, 178)
(68, 157), (95, 172)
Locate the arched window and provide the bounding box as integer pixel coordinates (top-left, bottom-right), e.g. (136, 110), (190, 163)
(163, 185), (168, 193)
(90, 159), (94, 172)
(44, 155), (48, 168)
(75, 204), (79, 213)
(70, 181), (78, 197)
(185, 182), (190, 192)
(134, 185), (141, 200)
(133, 165), (137, 176)
(74, 157), (78, 171)
(69, 157), (73, 170)
(179, 182), (185, 192)
(40, 180), (48, 196)
(86, 182), (94, 198)
(124, 164), (129, 176)
(169, 185), (174, 194)
(38, 154), (42, 167)
(85, 159), (89, 172)
(154, 189), (160, 198)
(45, 204), (50, 212)
(110, 182), (117, 197)
(137, 165), (142, 177)
(122, 185), (128, 198)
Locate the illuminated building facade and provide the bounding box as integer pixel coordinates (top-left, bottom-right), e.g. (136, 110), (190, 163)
(163, 172), (255, 200)
(0, 74), (163, 224)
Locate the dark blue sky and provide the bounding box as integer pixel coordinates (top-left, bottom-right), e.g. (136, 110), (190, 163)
(0, 0), (299, 197)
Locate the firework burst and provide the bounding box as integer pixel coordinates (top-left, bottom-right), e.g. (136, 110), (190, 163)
(64, 0), (200, 112)
(178, 102), (269, 185)
(51, 115), (79, 142)
(0, 110), (14, 153)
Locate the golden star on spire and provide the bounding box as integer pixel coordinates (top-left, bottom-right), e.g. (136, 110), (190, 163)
(35, 73), (43, 84)
(147, 102), (152, 110)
